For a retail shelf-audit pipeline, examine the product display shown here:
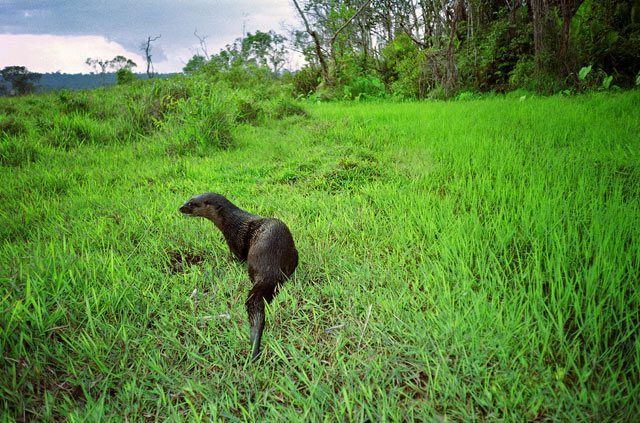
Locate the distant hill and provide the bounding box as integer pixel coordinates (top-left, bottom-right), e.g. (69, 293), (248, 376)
(38, 72), (177, 92)
(0, 72), (177, 95)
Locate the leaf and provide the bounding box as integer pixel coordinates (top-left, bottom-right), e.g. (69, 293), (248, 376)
(602, 75), (613, 90)
(578, 65), (592, 81)
(636, 72), (640, 86)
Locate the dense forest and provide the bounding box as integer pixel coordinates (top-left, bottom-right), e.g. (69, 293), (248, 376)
(289, 0), (640, 97)
(182, 0), (640, 99)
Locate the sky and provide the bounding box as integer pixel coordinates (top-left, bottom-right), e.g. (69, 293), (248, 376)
(0, 0), (300, 74)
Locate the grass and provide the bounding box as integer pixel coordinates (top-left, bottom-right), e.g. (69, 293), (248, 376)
(1, 83), (639, 420)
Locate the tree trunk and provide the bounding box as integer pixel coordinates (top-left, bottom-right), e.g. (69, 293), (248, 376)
(445, 1), (461, 95)
(557, 0), (584, 75)
(531, 0), (546, 68)
(292, 0), (331, 85)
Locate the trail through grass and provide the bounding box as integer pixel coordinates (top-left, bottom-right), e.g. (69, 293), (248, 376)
(1, 90), (639, 420)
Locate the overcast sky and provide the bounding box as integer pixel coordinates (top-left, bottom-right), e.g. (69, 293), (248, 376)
(0, 0), (300, 74)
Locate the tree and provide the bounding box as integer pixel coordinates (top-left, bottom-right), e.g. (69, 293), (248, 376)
(557, 0), (585, 73)
(241, 30), (288, 74)
(109, 55), (138, 85)
(116, 68), (137, 85)
(193, 29), (211, 60)
(109, 55), (137, 72)
(531, 0), (584, 79)
(86, 56), (137, 86)
(0, 66), (41, 95)
(183, 55), (207, 75)
(140, 35), (161, 78)
(291, 0), (373, 86)
(85, 57), (110, 85)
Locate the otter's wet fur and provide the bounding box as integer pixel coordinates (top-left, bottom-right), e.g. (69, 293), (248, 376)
(179, 193), (298, 360)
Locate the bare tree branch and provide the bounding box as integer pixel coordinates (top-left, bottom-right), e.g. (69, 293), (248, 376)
(141, 35), (161, 78)
(291, 0), (331, 84)
(329, 0), (373, 48)
(194, 29), (210, 60)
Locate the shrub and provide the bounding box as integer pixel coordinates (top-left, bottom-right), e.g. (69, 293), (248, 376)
(381, 33), (430, 98)
(509, 56), (563, 94)
(292, 66), (321, 97)
(235, 96), (263, 124)
(509, 56), (536, 90)
(272, 97), (307, 119)
(127, 79), (191, 133)
(116, 68), (137, 85)
(164, 82), (237, 153)
(342, 76), (386, 100)
(427, 84), (447, 100)
(455, 91), (478, 101)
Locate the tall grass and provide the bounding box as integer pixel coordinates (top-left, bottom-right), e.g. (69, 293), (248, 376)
(1, 84), (638, 420)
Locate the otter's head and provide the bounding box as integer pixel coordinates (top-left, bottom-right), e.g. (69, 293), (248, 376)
(179, 193), (229, 224)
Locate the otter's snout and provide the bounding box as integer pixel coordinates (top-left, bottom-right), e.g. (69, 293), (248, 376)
(179, 203), (193, 214)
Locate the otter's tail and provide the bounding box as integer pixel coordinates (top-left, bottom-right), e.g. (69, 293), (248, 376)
(246, 283), (276, 361)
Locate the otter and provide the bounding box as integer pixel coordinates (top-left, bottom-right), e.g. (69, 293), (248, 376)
(178, 193), (298, 360)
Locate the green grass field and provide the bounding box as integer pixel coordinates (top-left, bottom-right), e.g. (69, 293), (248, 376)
(1, 86), (639, 420)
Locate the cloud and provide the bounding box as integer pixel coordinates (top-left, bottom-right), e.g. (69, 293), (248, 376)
(0, 34), (146, 74)
(0, 0), (299, 72)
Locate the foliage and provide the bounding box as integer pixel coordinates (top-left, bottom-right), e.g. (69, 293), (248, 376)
(292, 66), (322, 97)
(342, 75), (385, 100)
(380, 33), (429, 99)
(271, 95), (308, 118)
(183, 55), (206, 75)
(578, 65), (592, 80)
(109, 55), (137, 71)
(0, 66), (41, 95)
(185, 29), (288, 81)
(116, 68), (137, 85)
(572, 0), (640, 87)
(85, 56), (137, 86)
(241, 30), (288, 74)
(285, 0), (640, 98)
(459, 7), (533, 92)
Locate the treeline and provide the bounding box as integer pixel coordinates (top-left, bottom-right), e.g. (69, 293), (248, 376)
(0, 71), (177, 96)
(286, 0), (640, 98)
(182, 1), (639, 99)
(4, 1), (639, 99)
(37, 72), (175, 92)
